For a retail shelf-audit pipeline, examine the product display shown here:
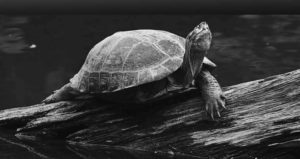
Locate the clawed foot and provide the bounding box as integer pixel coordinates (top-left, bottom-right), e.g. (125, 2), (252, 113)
(203, 92), (226, 120)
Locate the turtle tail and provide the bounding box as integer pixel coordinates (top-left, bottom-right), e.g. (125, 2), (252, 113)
(42, 83), (78, 103)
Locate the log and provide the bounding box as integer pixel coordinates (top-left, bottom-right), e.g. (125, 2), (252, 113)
(0, 69), (300, 158)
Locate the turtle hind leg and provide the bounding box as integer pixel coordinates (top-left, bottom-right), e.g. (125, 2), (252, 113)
(42, 83), (78, 103)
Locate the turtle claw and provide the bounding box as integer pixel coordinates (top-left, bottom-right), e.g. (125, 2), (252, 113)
(217, 111), (221, 118)
(204, 103), (216, 120)
(216, 102), (221, 117)
(203, 93), (226, 120)
(210, 110), (215, 120)
(219, 94), (226, 109)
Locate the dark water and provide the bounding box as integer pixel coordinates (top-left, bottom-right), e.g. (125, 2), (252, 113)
(0, 15), (300, 158)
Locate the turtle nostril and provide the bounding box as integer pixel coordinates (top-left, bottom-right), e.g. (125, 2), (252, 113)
(199, 22), (209, 31)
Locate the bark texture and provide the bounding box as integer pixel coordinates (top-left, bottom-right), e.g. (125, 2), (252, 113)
(0, 69), (300, 158)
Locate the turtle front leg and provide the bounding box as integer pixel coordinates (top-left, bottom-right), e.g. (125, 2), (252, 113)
(195, 69), (226, 119)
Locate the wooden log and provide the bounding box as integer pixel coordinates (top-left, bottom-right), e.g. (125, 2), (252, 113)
(0, 69), (300, 158)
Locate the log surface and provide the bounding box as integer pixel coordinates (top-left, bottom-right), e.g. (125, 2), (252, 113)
(0, 69), (300, 158)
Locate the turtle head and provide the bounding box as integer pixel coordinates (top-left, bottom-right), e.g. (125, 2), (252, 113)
(183, 22), (212, 83)
(186, 21), (212, 52)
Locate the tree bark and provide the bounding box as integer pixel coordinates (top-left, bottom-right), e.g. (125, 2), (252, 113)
(0, 69), (300, 158)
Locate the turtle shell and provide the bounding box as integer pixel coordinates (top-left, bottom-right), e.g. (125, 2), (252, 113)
(70, 30), (216, 93)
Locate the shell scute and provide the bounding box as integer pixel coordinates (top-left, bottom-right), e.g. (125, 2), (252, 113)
(123, 72), (138, 88)
(88, 72), (100, 93)
(95, 37), (114, 57)
(115, 37), (140, 49)
(109, 72), (123, 91)
(151, 65), (170, 81)
(102, 53), (124, 72)
(123, 43), (168, 71)
(138, 70), (153, 85)
(84, 37), (114, 71)
(78, 70), (90, 92)
(157, 39), (184, 57)
(102, 37), (140, 72)
(162, 58), (183, 73)
(99, 72), (110, 92)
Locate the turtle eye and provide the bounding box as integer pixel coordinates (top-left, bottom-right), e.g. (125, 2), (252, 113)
(197, 22), (209, 31)
(197, 26), (202, 31)
(194, 26), (203, 33)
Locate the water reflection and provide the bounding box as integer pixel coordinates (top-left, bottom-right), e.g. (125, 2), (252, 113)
(0, 15), (299, 109)
(0, 129), (204, 159)
(0, 16), (30, 54)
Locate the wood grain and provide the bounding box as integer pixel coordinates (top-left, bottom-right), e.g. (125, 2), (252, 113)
(0, 69), (300, 158)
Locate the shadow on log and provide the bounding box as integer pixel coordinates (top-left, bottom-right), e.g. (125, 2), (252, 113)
(0, 69), (300, 158)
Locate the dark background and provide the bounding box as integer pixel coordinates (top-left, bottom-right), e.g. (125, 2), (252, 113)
(1, 0), (300, 13)
(0, 0), (300, 109)
(0, 15), (300, 109)
(0, 1), (300, 159)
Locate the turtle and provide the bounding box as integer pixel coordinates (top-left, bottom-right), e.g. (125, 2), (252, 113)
(43, 22), (226, 119)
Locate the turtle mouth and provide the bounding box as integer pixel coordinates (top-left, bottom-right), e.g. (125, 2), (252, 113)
(194, 21), (210, 33)
(189, 22), (212, 50)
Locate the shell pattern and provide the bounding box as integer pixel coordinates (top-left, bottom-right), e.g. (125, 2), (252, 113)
(70, 30), (203, 93)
